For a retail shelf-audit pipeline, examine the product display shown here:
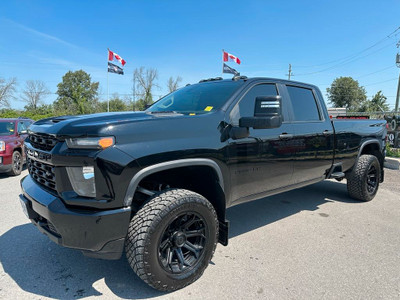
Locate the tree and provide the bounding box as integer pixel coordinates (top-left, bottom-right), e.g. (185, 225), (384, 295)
(98, 94), (130, 112)
(134, 67), (158, 106)
(0, 77), (17, 108)
(54, 70), (99, 115)
(22, 80), (50, 111)
(134, 99), (147, 111)
(326, 77), (367, 111)
(366, 91), (389, 112)
(167, 76), (182, 93)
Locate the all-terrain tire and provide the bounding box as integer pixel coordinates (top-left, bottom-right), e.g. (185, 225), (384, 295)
(125, 189), (218, 292)
(347, 154), (380, 201)
(8, 151), (22, 176)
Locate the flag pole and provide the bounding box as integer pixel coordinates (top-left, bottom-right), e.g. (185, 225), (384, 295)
(222, 49), (224, 74)
(132, 71), (136, 111)
(107, 70), (110, 112)
(107, 49), (109, 112)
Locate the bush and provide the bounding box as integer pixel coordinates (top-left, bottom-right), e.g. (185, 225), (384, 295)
(0, 105), (62, 121)
(386, 143), (400, 158)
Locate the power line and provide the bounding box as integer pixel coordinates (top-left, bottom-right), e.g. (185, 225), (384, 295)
(296, 41), (397, 76)
(364, 78), (398, 86)
(356, 65), (396, 79)
(293, 26), (400, 75)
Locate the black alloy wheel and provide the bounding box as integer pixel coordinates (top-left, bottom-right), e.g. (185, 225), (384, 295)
(9, 151), (22, 176)
(366, 164), (378, 194)
(347, 154), (381, 201)
(158, 212), (207, 274)
(125, 189), (218, 292)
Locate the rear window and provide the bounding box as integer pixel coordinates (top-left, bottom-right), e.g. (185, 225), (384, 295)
(0, 122), (15, 136)
(287, 86), (321, 121)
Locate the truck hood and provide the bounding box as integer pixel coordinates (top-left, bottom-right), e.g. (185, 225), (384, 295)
(28, 111), (222, 138)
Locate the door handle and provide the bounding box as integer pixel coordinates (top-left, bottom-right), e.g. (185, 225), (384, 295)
(279, 133), (293, 140)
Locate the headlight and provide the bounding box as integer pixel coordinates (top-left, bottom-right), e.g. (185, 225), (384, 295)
(66, 137), (115, 149)
(0, 141), (5, 151)
(66, 166), (95, 197)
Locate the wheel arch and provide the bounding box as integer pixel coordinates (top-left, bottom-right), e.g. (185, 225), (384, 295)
(357, 139), (384, 182)
(13, 146), (22, 154)
(358, 139), (384, 166)
(123, 159), (226, 220)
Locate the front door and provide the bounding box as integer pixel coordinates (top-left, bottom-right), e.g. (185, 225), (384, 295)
(226, 82), (295, 204)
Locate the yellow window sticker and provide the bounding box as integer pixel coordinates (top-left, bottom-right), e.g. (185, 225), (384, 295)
(189, 113), (196, 116)
(204, 106), (213, 111)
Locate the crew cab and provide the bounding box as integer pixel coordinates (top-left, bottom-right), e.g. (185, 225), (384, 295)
(0, 118), (33, 175)
(19, 77), (386, 291)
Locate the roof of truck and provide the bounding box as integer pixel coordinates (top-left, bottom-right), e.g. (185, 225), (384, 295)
(197, 76), (319, 90)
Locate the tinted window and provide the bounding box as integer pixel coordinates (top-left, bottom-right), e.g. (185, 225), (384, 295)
(231, 84), (278, 124)
(287, 86), (320, 121)
(17, 122), (26, 133)
(0, 122), (15, 136)
(147, 81), (244, 114)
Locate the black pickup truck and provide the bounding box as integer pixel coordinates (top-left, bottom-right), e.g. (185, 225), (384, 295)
(19, 77), (387, 291)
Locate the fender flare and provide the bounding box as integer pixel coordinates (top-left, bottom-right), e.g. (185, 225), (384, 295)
(355, 139), (384, 171)
(357, 139), (382, 161)
(123, 158), (225, 206)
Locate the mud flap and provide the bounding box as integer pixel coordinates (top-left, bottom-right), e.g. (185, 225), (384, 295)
(218, 219), (230, 246)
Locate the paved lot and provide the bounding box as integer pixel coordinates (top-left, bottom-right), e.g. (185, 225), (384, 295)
(0, 167), (399, 299)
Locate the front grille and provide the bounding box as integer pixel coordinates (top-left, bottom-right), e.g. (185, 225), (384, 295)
(29, 134), (58, 151)
(27, 157), (56, 191)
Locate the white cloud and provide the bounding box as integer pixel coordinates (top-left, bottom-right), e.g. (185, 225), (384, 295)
(2, 18), (79, 49)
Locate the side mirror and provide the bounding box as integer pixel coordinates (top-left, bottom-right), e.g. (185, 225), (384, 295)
(239, 95), (282, 129)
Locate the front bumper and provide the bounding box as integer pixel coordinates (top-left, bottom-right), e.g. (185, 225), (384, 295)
(20, 175), (132, 260)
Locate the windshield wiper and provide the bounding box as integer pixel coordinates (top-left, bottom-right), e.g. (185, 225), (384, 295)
(148, 111), (179, 114)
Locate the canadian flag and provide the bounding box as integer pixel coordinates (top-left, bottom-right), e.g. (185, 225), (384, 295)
(108, 49), (126, 66)
(223, 51), (241, 65)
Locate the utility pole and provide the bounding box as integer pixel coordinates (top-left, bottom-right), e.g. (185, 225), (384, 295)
(396, 41), (400, 113)
(396, 71), (400, 113)
(287, 64), (293, 80)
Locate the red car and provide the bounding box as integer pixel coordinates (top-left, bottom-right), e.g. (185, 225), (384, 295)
(0, 118), (33, 175)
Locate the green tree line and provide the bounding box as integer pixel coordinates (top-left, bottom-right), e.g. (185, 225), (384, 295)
(0, 68), (182, 120)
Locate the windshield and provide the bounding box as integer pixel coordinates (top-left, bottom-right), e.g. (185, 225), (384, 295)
(0, 122), (16, 136)
(147, 80), (244, 114)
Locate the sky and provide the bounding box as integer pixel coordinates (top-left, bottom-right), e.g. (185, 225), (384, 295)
(0, 0), (400, 110)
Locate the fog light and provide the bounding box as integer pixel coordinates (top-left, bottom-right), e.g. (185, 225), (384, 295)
(66, 166), (95, 197)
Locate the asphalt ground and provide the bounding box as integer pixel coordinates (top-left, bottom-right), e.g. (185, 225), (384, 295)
(0, 165), (399, 299)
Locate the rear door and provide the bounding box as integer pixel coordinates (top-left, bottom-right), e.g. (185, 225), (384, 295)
(284, 85), (334, 184)
(227, 82), (295, 203)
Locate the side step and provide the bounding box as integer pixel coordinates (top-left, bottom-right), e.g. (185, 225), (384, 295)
(330, 172), (345, 179)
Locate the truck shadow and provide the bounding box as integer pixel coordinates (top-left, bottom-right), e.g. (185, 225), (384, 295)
(0, 180), (357, 299)
(228, 179), (357, 238)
